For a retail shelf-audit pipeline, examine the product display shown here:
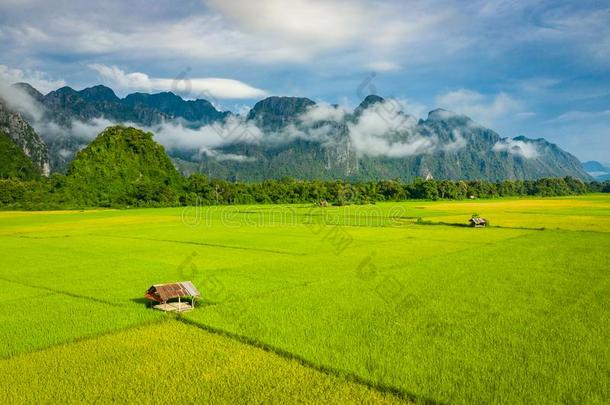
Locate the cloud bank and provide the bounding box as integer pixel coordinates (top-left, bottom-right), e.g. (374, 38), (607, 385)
(0, 64), (65, 94)
(492, 138), (539, 159)
(89, 64), (267, 99)
(0, 80), (542, 164)
(1, 1), (608, 160)
(436, 89), (522, 127)
(347, 101), (433, 157)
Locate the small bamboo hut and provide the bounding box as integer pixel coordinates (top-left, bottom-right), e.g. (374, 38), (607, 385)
(145, 281), (200, 312)
(469, 217), (487, 228)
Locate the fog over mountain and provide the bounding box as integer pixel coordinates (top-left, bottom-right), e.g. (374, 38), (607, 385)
(0, 83), (591, 181)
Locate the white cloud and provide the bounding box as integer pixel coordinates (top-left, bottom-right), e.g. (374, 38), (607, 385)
(515, 112), (537, 119)
(153, 115), (263, 152)
(1, 79), (265, 159)
(0, 13), (312, 64)
(516, 77), (561, 93)
(88, 64), (267, 99)
(0, 83), (41, 120)
(552, 110), (610, 122)
(365, 61), (401, 72)
(202, 151), (256, 162)
(58, 149), (74, 159)
(264, 99), (466, 158)
(0, 64), (65, 94)
(392, 98), (429, 120)
(299, 103), (349, 125)
(0, 1), (458, 67)
(30, 117), (117, 144)
(203, 0), (454, 60)
(443, 129), (468, 152)
(437, 88), (484, 105)
(492, 138), (539, 159)
(537, 113), (610, 162)
(44, 114), (265, 159)
(0, 74), (46, 122)
(436, 89), (522, 126)
(349, 132), (436, 158)
(347, 100), (437, 157)
(537, 7), (610, 63)
(204, 0), (366, 49)
(70, 117), (117, 140)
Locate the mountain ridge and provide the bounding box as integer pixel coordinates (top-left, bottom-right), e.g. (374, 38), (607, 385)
(0, 98), (50, 176)
(1, 82), (592, 182)
(583, 160), (610, 181)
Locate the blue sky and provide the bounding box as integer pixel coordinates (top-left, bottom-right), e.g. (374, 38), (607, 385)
(0, 0), (608, 162)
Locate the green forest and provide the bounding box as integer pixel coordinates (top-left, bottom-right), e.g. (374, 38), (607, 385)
(1, 126), (609, 209)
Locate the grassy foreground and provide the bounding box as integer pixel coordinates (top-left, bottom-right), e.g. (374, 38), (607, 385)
(0, 320), (399, 404)
(1, 195), (609, 403)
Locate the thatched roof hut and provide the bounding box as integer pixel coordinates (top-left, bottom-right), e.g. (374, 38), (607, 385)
(145, 281), (200, 312)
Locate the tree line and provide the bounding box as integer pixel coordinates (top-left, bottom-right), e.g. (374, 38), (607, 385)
(1, 173), (608, 210)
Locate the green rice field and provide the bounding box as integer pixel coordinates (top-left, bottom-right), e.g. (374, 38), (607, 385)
(1, 195), (609, 403)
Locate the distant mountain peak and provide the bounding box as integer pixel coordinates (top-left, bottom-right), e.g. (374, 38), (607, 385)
(0, 99), (50, 176)
(3, 82), (593, 181)
(583, 161), (607, 172)
(358, 94), (385, 109)
(353, 95), (386, 116)
(249, 96), (316, 111)
(512, 136), (561, 153)
(122, 91), (227, 123)
(582, 160), (610, 180)
(11, 82), (44, 102)
(513, 135), (543, 142)
(51, 86), (79, 96)
(427, 108), (465, 121)
(247, 96), (316, 129)
(79, 85), (119, 102)
(66, 126), (183, 203)
(125, 91), (181, 102)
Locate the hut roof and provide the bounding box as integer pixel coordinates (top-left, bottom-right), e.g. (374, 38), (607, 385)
(469, 217), (487, 225)
(145, 281), (200, 302)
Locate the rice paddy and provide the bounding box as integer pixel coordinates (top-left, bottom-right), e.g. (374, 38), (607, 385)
(1, 195), (609, 403)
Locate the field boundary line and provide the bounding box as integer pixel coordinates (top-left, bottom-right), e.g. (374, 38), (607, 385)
(0, 276), (128, 308)
(336, 232), (541, 279)
(413, 220), (548, 231)
(176, 316), (443, 405)
(0, 292), (57, 305)
(0, 317), (168, 361)
(413, 220), (610, 234)
(92, 234), (306, 256)
(204, 281), (315, 306)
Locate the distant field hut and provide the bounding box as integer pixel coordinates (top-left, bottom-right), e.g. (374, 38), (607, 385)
(145, 281), (200, 312)
(469, 217), (487, 228)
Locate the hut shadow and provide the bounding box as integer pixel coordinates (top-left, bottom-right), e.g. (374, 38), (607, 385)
(414, 220), (546, 231)
(414, 220), (471, 228)
(131, 297), (153, 308)
(131, 297), (204, 310)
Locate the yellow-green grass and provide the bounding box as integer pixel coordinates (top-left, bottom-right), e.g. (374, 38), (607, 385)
(420, 194), (610, 231)
(0, 280), (159, 357)
(0, 320), (401, 404)
(0, 195), (609, 403)
(190, 229), (610, 403)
